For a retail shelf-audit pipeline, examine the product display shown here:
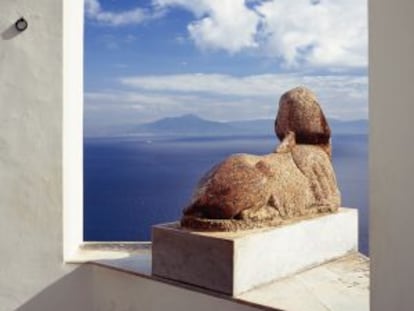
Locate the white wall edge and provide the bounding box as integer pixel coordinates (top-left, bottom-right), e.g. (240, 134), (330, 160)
(63, 0), (84, 261)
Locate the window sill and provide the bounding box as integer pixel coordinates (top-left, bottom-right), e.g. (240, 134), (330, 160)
(65, 242), (151, 265)
(67, 243), (369, 311)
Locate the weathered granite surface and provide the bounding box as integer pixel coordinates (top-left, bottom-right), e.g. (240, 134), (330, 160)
(275, 86), (331, 146)
(182, 87), (341, 231)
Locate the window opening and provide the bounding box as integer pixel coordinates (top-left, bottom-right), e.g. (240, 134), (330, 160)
(83, 0), (369, 255)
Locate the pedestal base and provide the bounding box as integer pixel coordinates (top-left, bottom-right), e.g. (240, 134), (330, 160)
(152, 208), (358, 296)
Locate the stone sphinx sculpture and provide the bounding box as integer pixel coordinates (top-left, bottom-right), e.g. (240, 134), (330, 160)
(181, 87), (341, 231)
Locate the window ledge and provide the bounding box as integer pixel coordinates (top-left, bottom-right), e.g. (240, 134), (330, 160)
(71, 244), (369, 311)
(65, 242), (151, 265)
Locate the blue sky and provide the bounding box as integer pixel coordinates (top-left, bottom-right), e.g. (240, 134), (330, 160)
(84, 0), (368, 135)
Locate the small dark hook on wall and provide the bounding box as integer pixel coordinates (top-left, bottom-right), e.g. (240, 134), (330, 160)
(15, 17), (28, 32)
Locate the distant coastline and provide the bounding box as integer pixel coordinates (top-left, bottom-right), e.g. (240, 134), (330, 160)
(84, 113), (369, 138)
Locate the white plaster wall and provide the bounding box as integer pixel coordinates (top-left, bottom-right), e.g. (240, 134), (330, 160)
(370, 1), (414, 310)
(0, 0), (87, 309)
(3, 0), (414, 310)
(0, 2), (265, 310)
(0, 1), (263, 309)
(91, 266), (264, 311)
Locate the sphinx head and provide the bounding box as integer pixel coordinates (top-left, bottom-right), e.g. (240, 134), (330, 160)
(275, 87), (331, 152)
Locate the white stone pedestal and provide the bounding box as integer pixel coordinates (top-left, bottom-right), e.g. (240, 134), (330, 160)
(152, 208), (358, 296)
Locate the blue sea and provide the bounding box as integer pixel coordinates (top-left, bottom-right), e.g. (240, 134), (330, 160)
(84, 134), (369, 255)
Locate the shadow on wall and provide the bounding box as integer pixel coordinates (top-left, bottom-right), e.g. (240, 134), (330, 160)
(2, 23), (22, 40)
(14, 260), (265, 311)
(15, 266), (93, 311)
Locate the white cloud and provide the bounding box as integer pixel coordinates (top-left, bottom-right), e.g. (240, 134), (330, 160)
(85, 73), (367, 135)
(87, 73), (367, 120)
(153, 0), (367, 68)
(154, 0), (260, 53)
(85, 0), (367, 68)
(120, 73), (367, 103)
(85, 91), (195, 106)
(159, 0), (260, 53)
(256, 0), (367, 68)
(85, 0), (162, 26)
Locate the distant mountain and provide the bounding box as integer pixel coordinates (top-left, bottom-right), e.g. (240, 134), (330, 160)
(128, 114), (368, 136)
(130, 114), (234, 135)
(84, 115), (368, 138)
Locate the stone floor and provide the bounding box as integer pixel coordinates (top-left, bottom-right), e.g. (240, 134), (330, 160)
(238, 253), (369, 311)
(89, 245), (369, 311)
